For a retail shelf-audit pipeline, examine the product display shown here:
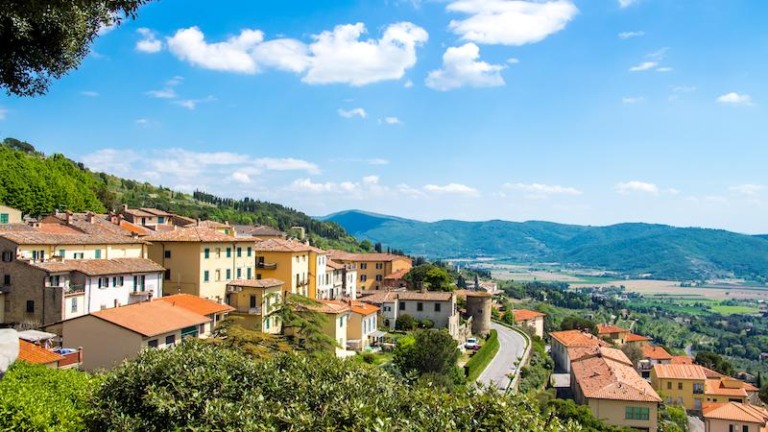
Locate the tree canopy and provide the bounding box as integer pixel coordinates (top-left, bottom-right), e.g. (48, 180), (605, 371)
(0, 1), (152, 96)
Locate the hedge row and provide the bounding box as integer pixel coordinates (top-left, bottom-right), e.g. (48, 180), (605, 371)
(466, 329), (500, 382)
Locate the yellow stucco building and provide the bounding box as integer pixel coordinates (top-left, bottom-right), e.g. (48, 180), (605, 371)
(253, 239), (311, 297)
(327, 250), (412, 291)
(226, 278), (284, 333)
(651, 364), (757, 411)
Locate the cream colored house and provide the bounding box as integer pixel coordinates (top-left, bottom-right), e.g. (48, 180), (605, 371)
(155, 293), (234, 336)
(327, 251), (412, 291)
(61, 300), (212, 371)
(571, 347), (661, 432)
(549, 330), (608, 372)
(597, 324), (631, 346)
(253, 239), (310, 297)
(0, 205), (22, 225)
(512, 309), (546, 338)
(294, 299), (351, 356)
(225, 278), (284, 334)
(359, 291), (459, 337)
(347, 300), (380, 350)
(308, 246), (334, 300)
(703, 402), (768, 432)
(144, 227), (257, 302)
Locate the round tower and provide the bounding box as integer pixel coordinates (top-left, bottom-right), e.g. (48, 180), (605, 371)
(466, 292), (492, 336)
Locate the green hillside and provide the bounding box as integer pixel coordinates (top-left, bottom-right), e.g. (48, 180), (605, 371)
(0, 138), (361, 251)
(323, 210), (768, 281)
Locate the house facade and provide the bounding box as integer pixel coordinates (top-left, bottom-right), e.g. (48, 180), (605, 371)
(549, 330), (608, 373)
(0, 205), (22, 225)
(359, 291), (459, 337)
(651, 364), (757, 411)
(512, 309), (546, 338)
(327, 251), (412, 291)
(253, 239), (311, 297)
(347, 300), (379, 350)
(702, 402), (768, 432)
(225, 278), (284, 334)
(597, 324), (631, 346)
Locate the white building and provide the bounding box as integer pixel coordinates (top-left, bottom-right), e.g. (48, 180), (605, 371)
(358, 291), (459, 338)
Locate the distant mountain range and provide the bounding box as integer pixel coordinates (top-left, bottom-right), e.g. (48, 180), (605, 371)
(319, 210), (768, 281)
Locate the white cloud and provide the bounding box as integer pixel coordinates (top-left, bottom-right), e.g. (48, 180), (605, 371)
(629, 61), (657, 72)
(136, 28), (163, 53)
(717, 92), (753, 106)
(615, 181), (659, 194)
(622, 96), (644, 104)
(618, 31), (644, 39)
(363, 175), (380, 185)
(147, 88), (177, 99)
(423, 183), (478, 195)
(173, 96), (215, 110)
(231, 171), (252, 184)
(655, 67), (673, 72)
(504, 182), (582, 195)
(81, 91), (99, 97)
(167, 22), (428, 86)
(404, 80), (414, 88)
(338, 107), (367, 118)
(287, 178), (335, 193)
(619, 0), (639, 8)
(506, 57), (520, 64)
(381, 116), (402, 125)
(253, 158), (319, 174)
(286, 175), (387, 195)
(447, 0), (578, 46)
(426, 43), (505, 91)
(730, 184), (764, 196)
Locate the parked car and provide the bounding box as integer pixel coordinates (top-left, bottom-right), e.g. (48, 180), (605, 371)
(464, 338), (480, 350)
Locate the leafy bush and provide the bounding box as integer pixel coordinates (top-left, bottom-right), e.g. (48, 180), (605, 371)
(395, 313), (419, 331)
(519, 336), (554, 394)
(0, 362), (94, 432)
(420, 319), (434, 329)
(393, 329), (463, 387)
(465, 329), (500, 382)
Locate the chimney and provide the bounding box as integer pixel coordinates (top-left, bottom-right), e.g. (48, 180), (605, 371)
(65, 210), (72, 225)
(123, 204), (128, 211)
(196, 218), (201, 227)
(86, 211), (95, 224)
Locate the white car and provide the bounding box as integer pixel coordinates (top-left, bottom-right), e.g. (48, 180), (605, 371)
(464, 338), (480, 350)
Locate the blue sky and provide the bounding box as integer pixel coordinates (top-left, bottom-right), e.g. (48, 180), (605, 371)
(2, 0), (768, 233)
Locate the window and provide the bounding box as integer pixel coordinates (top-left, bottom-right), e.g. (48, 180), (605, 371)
(376, 263), (383, 269)
(49, 275), (60, 286)
(236, 268), (242, 278)
(678, 382), (683, 390)
(265, 317), (270, 330)
(215, 248), (221, 258)
(360, 275), (367, 282)
(58, 249), (65, 258)
(74, 252), (84, 259)
(95, 249), (102, 259)
(399, 302), (405, 311)
(133, 275), (145, 291)
(204, 248), (210, 259)
(157, 216), (165, 224)
(237, 247), (242, 257)
(667, 382), (672, 390)
(256, 274), (262, 280)
(435, 303), (441, 312)
(250, 295), (257, 308)
(165, 335), (176, 346)
(181, 326), (198, 338)
(417, 302), (423, 311)
(165, 269), (171, 280)
(375, 275), (383, 281)
(1, 251), (12, 262)
(112, 276), (118, 287)
(226, 269), (231, 280)
(624, 407), (649, 421)
(693, 383), (704, 394)
(743, 426), (749, 432)
(164, 250), (171, 259)
(203, 271), (210, 282)
(360, 263), (367, 270)
(0, 213), (8, 224)
(26, 300), (34, 313)
(728, 426), (734, 432)
(71, 298), (78, 313)
(226, 248), (232, 258)
(147, 339), (158, 349)
(2, 274), (9, 286)
(247, 268), (252, 279)
(247, 247), (252, 257)
(118, 276), (124, 286)
(98, 277), (106, 289)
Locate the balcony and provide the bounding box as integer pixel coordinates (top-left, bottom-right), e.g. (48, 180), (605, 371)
(296, 279), (309, 287)
(129, 289), (153, 297)
(64, 285), (85, 296)
(226, 285), (243, 293)
(257, 262), (277, 270)
(52, 347), (83, 369)
(247, 306), (262, 315)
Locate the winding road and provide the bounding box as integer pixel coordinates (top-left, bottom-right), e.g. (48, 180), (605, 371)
(477, 322), (527, 391)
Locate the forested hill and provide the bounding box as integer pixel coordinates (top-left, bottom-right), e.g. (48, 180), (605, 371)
(0, 138), (360, 250)
(321, 210), (768, 281)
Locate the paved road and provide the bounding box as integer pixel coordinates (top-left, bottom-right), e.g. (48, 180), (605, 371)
(477, 322), (527, 391)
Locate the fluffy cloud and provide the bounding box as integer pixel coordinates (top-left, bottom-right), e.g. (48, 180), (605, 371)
(381, 117), (402, 125)
(173, 96), (215, 110)
(615, 181), (659, 194)
(423, 183), (478, 195)
(622, 96), (644, 104)
(231, 171), (252, 184)
(618, 31), (644, 39)
(717, 92), (753, 105)
(446, 0), (578, 46)
(136, 28), (163, 53)
(146, 76), (183, 99)
(167, 22), (428, 86)
(619, 0), (639, 7)
(504, 182), (581, 195)
(338, 107), (367, 118)
(287, 175), (387, 195)
(628, 61), (657, 72)
(730, 184), (764, 196)
(426, 43), (505, 91)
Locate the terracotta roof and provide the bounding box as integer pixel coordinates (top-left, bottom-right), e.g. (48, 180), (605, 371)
(349, 301), (379, 316)
(254, 238), (312, 253)
(597, 324), (630, 335)
(88, 301), (211, 337)
(642, 345), (672, 361)
(549, 330), (607, 348)
(652, 364), (707, 380)
(197, 220), (230, 229)
(139, 208), (173, 217)
(569, 346), (633, 365)
(326, 260), (345, 271)
(144, 226), (242, 243)
(227, 278), (284, 289)
(626, 333), (651, 343)
(360, 290), (454, 304)
(45, 213), (146, 238)
(384, 269), (409, 280)
(119, 220), (153, 236)
(572, 354), (662, 403)
(37, 223), (84, 234)
(327, 250), (412, 263)
(304, 299), (351, 314)
(0, 223), (35, 233)
(233, 224), (284, 237)
(18, 340), (64, 365)
(703, 367), (725, 379)
(0, 231), (144, 245)
(705, 379), (748, 398)
(703, 402), (768, 424)
(122, 208), (156, 218)
(513, 309), (546, 322)
(670, 355), (694, 365)
(156, 294), (234, 316)
(171, 215), (197, 226)
(27, 258), (165, 276)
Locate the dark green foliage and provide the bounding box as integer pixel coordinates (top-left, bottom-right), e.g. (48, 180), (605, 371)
(695, 350), (734, 376)
(621, 342), (644, 366)
(0, 361), (93, 431)
(0, 1), (152, 96)
(0, 142), (105, 215)
(394, 329), (463, 386)
(419, 318), (434, 329)
(404, 262), (455, 291)
(658, 404), (688, 432)
(465, 329), (500, 382)
(760, 383), (768, 404)
(519, 336), (554, 394)
(395, 313), (419, 331)
(545, 399), (634, 432)
(326, 210), (768, 280)
(560, 315), (598, 335)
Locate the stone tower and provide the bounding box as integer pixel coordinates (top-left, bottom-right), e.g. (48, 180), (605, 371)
(466, 292), (492, 336)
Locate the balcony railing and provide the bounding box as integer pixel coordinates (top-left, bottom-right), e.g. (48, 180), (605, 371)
(257, 262), (277, 270)
(129, 289), (153, 297)
(248, 306), (262, 315)
(64, 285), (85, 296)
(226, 285), (243, 293)
(296, 280), (309, 287)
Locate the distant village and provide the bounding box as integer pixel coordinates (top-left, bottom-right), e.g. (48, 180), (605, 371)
(2, 203), (767, 432)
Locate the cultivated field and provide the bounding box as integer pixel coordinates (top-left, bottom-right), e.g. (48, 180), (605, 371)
(571, 279), (768, 300)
